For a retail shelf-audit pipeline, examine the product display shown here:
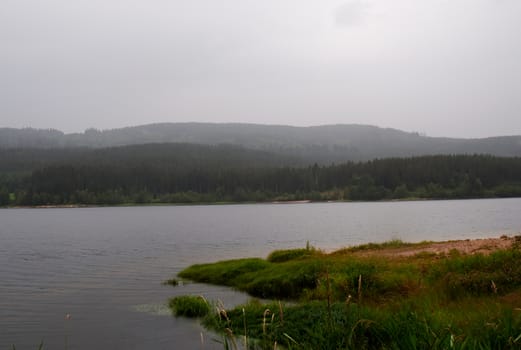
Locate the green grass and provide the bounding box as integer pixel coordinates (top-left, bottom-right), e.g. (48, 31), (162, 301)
(172, 241), (521, 349)
(267, 247), (318, 263)
(169, 295), (210, 318)
(191, 298), (521, 349)
(178, 247), (420, 301)
(178, 258), (270, 287)
(332, 239), (431, 254)
(430, 249), (521, 299)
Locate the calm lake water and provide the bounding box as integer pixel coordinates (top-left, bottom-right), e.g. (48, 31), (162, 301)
(1, 198), (521, 349)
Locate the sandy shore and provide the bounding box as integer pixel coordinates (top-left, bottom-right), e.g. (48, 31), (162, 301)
(349, 235), (519, 258)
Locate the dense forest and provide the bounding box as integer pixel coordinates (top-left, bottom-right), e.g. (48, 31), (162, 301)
(1, 143), (520, 206)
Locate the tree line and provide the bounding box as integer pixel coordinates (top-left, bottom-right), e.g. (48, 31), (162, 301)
(1, 150), (521, 206)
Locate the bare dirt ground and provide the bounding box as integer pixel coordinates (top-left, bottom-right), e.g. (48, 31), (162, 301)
(352, 235), (519, 258)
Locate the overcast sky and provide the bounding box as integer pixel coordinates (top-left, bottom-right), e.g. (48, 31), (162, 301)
(1, 0), (520, 138)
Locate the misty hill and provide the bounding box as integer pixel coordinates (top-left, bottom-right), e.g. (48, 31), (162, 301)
(0, 143), (297, 174)
(1, 123), (521, 163)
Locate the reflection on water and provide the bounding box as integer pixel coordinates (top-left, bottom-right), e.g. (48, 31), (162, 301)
(1, 199), (521, 349)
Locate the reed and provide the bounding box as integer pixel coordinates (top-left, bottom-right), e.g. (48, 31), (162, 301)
(10, 342), (44, 350)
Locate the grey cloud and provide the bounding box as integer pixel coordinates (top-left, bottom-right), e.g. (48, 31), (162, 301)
(0, 0), (520, 137)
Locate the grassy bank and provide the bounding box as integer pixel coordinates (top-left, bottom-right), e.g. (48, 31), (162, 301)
(171, 238), (521, 349)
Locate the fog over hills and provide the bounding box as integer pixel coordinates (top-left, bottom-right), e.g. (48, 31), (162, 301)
(1, 123), (520, 163)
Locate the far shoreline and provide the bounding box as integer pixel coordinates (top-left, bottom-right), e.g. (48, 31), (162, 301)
(2, 196), (520, 210)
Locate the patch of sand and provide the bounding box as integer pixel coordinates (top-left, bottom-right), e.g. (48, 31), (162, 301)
(352, 235), (518, 258)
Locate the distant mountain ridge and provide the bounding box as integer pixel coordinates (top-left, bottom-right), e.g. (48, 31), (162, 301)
(1, 123), (520, 163)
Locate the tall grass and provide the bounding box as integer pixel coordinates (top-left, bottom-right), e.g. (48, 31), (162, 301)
(430, 249), (521, 299)
(193, 298), (521, 349)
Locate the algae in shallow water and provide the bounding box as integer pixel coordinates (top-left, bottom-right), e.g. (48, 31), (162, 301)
(132, 303), (172, 316)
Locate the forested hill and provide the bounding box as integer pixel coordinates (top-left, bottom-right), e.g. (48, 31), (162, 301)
(0, 143), (299, 173)
(1, 123), (521, 163)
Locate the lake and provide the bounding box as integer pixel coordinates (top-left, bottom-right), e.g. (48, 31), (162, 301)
(1, 198), (521, 349)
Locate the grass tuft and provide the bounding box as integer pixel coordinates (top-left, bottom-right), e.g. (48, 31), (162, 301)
(169, 295), (210, 318)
